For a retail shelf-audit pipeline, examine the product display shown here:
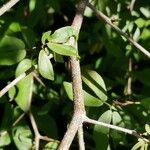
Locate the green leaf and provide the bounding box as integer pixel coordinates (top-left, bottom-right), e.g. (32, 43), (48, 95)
(140, 7), (150, 18)
(15, 59), (32, 76)
(63, 82), (104, 107)
(42, 31), (52, 44)
(135, 18), (146, 28)
(12, 126), (33, 150)
(50, 26), (78, 43)
(112, 111), (124, 127)
(145, 124), (150, 135)
(47, 42), (79, 58)
(82, 70), (107, 101)
(0, 36), (26, 66)
(43, 141), (59, 150)
(131, 139), (144, 150)
(38, 50), (54, 80)
(133, 27), (140, 41)
(15, 59), (33, 112)
(93, 110), (112, 150)
(0, 131), (11, 147)
(94, 110), (112, 134)
(141, 28), (150, 40)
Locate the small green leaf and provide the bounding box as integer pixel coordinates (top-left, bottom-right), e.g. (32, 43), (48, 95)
(133, 27), (140, 41)
(42, 31), (52, 44)
(140, 7), (150, 18)
(63, 82), (104, 107)
(15, 59), (33, 112)
(47, 42), (79, 58)
(0, 36), (26, 66)
(38, 50), (54, 80)
(82, 70), (107, 101)
(0, 131), (11, 147)
(43, 141), (59, 150)
(135, 18), (146, 28)
(12, 126), (33, 150)
(50, 26), (78, 43)
(131, 139), (144, 150)
(145, 124), (150, 135)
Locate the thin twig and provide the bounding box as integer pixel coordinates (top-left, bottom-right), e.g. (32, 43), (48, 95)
(84, 116), (149, 143)
(88, 3), (150, 58)
(128, 0), (136, 12)
(13, 113), (25, 126)
(127, 58), (132, 96)
(78, 125), (85, 150)
(58, 0), (88, 149)
(0, 0), (20, 16)
(29, 111), (40, 150)
(0, 66), (35, 98)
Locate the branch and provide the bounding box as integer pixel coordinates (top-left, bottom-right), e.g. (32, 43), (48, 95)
(88, 3), (150, 58)
(0, 66), (35, 98)
(58, 0), (88, 149)
(78, 125), (85, 150)
(0, 0), (20, 16)
(128, 0), (136, 12)
(84, 116), (150, 143)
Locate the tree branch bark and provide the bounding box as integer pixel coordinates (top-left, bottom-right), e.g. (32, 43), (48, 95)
(58, 0), (88, 149)
(0, 0), (20, 16)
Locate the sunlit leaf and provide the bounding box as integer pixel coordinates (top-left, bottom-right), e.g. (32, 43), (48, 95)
(50, 26), (78, 43)
(12, 126), (33, 150)
(145, 124), (150, 135)
(0, 131), (11, 147)
(38, 50), (54, 80)
(131, 139), (144, 150)
(43, 141), (59, 150)
(0, 36), (26, 66)
(42, 31), (52, 44)
(15, 59), (33, 112)
(47, 42), (79, 58)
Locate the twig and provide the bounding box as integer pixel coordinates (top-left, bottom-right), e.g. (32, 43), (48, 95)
(0, 0), (20, 16)
(84, 116), (150, 143)
(88, 3), (150, 58)
(127, 58), (132, 96)
(78, 125), (85, 150)
(128, 0), (136, 12)
(0, 66), (35, 98)
(13, 113), (25, 126)
(58, 0), (88, 149)
(29, 111), (40, 150)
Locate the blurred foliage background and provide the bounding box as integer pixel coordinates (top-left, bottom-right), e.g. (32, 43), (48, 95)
(0, 0), (150, 149)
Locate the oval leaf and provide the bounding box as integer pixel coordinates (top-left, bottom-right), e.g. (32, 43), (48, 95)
(82, 70), (107, 101)
(38, 50), (54, 80)
(94, 110), (112, 134)
(50, 26), (78, 43)
(145, 124), (150, 135)
(0, 36), (26, 66)
(12, 126), (33, 150)
(15, 59), (33, 112)
(43, 141), (59, 150)
(47, 43), (79, 58)
(63, 82), (104, 107)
